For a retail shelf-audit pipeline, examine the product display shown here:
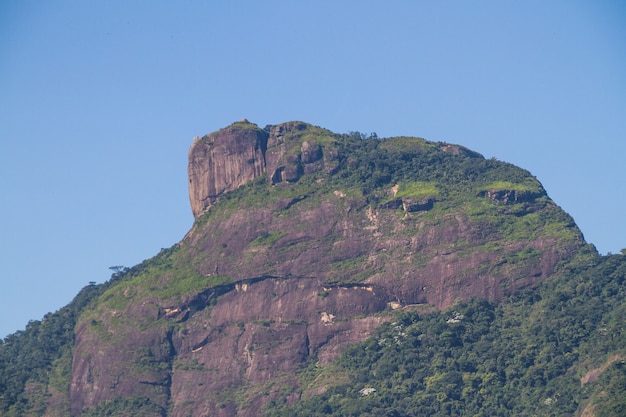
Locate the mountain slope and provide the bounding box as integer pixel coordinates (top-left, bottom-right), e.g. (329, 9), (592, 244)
(3, 120), (622, 417)
(264, 250), (626, 416)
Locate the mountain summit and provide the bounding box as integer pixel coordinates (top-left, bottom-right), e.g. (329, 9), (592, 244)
(188, 120), (342, 217)
(2, 121), (624, 417)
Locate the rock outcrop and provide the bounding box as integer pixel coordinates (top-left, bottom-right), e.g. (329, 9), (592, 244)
(69, 120), (587, 416)
(70, 275), (389, 417)
(188, 121), (268, 217)
(479, 188), (544, 205)
(188, 120), (340, 217)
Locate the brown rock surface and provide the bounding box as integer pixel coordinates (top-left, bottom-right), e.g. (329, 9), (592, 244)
(69, 121), (586, 416)
(188, 122), (268, 217)
(188, 121), (338, 216)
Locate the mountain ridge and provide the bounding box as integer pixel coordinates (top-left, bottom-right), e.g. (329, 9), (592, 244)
(2, 120), (623, 417)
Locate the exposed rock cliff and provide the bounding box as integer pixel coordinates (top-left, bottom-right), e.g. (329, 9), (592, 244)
(68, 121), (586, 416)
(188, 120), (340, 217)
(188, 121), (268, 217)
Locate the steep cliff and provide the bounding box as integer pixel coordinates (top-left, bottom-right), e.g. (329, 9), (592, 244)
(188, 120), (268, 217)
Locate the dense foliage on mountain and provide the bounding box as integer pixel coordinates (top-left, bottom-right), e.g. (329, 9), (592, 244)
(0, 283), (100, 416)
(0, 121), (623, 416)
(264, 249), (626, 416)
(0, 268), (138, 416)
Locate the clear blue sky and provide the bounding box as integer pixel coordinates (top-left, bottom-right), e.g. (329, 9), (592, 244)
(1, 1), (624, 338)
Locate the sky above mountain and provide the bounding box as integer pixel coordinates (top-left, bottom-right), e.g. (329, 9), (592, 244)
(1, 1), (624, 338)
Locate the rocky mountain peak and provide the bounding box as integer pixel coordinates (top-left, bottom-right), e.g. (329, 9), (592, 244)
(10, 121), (593, 416)
(188, 121), (340, 217)
(188, 121), (268, 217)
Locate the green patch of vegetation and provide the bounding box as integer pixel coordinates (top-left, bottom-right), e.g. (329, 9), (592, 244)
(536, 205), (582, 243)
(0, 283), (106, 415)
(591, 360), (626, 417)
(479, 180), (541, 193)
(461, 192), (577, 246)
(101, 244), (231, 305)
(378, 136), (433, 153)
(330, 255), (367, 272)
(227, 120), (264, 131)
(81, 395), (167, 417)
(504, 246), (542, 263)
(394, 181), (439, 199)
(250, 231), (286, 247)
(98, 282), (134, 310)
(152, 273), (231, 301)
(265, 123), (337, 162)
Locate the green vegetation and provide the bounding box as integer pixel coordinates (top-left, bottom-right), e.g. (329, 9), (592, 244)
(393, 181), (439, 199)
(151, 272), (231, 300)
(0, 283), (105, 415)
(250, 231), (286, 247)
(479, 179), (541, 193)
(592, 360), (626, 416)
(265, 251), (626, 416)
(81, 395), (167, 417)
(378, 136), (433, 153)
(225, 120), (265, 132)
(97, 245), (231, 310)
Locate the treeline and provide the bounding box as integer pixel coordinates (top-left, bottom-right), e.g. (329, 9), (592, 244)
(264, 249), (626, 416)
(0, 247), (175, 415)
(332, 134), (539, 198)
(0, 283), (102, 415)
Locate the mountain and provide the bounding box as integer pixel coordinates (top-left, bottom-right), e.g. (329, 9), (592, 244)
(1, 120), (624, 417)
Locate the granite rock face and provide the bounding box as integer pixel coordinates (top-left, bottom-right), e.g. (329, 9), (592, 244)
(188, 121), (340, 217)
(68, 120), (586, 416)
(188, 122), (268, 217)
